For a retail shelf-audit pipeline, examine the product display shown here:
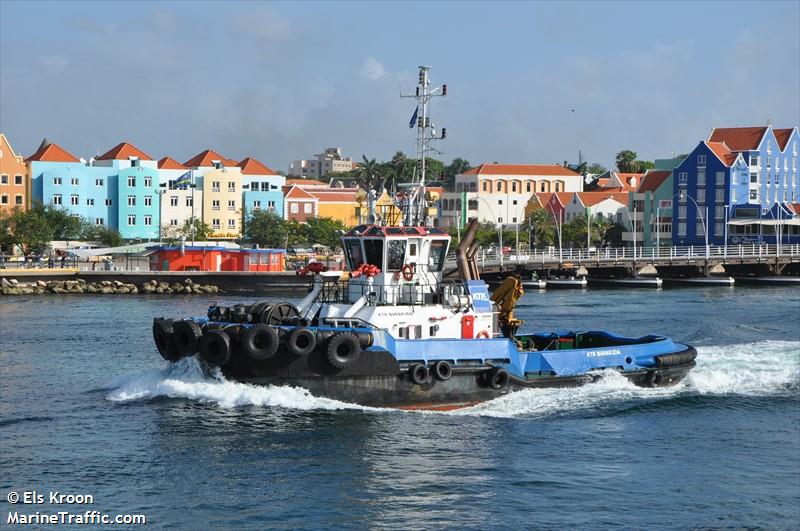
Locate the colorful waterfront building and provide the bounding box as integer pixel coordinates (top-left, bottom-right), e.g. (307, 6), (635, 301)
(0, 133), (28, 213)
(149, 246), (285, 272)
(240, 157), (284, 218)
(564, 191), (629, 225)
(157, 157), (201, 238)
(94, 142), (160, 240)
(283, 182), (361, 226)
(622, 170), (674, 247)
(184, 149), (242, 239)
(439, 164), (583, 228)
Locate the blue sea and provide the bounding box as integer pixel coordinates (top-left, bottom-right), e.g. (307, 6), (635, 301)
(1, 286), (799, 529)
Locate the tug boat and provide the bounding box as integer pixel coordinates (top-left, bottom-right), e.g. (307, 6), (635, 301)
(151, 66), (696, 410)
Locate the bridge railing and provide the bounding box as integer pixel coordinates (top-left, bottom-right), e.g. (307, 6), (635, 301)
(446, 243), (800, 266)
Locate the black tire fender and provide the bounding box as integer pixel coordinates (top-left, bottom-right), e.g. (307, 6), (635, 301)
(153, 319), (179, 361)
(486, 367), (509, 390)
(286, 327), (317, 357)
(648, 370), (663, 387)
(410, 363), (430, 385)
(432, 361), (452, 381)
(240, 325), (280, 361)
(199, 329), (232, 366)
(326, 333), (361, 369)
(172, 320), (203, 358)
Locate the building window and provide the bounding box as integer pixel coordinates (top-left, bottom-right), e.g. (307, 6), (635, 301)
(95, 218), (104, 225)
(170, 196), (178, 207)
(86, 198), (94, 206)
(715, 188), (725, 202)
(14, 175), (23, 185)
(732, 189), (737, 202)
(71, 177), (79, 186)
(127, 176), (136, 187)
(96, 178), (104, 187)
(304, 203), (312, 213)
(212, 219), (220, 229)
(260, 182), (269, 192)
(291, 203), (299, 213)
(482, 181), (488, 192)
(716, 171), (725, 185)
(253, 200), (261, 209)
(228, 219), (236, 229)
(144, 215), (152, 226)
(750, 190), (757, 200)
(715, 206), (725, 218)
(512, 182), (517, 192)
(526, 182), (531, 193)
(498, 217), (503, 223)
(496, 181), (502, 192)
(678, 172), (687, 185)
(697, 170), (706, 185)
(228, 200), (236, 211)
(498, 199), (503, 205)
(228, 181), (236, 192)
(70, 194), (79, 206)
(555, 182), (562, 192)
(0, 175), (6, 184)
(127, 214), (136, 226)
(127, 195), (136, 206)
(144, 177), (152, 187)
(268, 201), (275, 210)
(53, 177), (62, 185)
(0, 195), (6, 204)
(15, 195), (23, 205)
(105, 199), (113, 206)
(697, 154), (706, 167)
(186, 197), (193, 207)
(750, 172), (758, 183)
(540, 182), (546, 192)
(750, 155), (759, 167)
(512, 200), (518, 205)
(678, 222), (686, 236)
(212, 200), (220, 211)
(170, 219), (178, 226)
(697, 189), (706, 203)
(678, 206), (687, 219)
(696, 223), (705, 237)
(212, 181), (220, 192)
(512, 217), (517, 223)
(144, 196), (152, 207)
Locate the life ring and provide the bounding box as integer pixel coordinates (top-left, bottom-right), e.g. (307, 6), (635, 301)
(326, 333), (361, 369)
(401, 264), (414, 281)
(198, 329), (231, 366)
(475, 330), (491, 339)
(172, 320), (203, 358)
(286, 327), (317, 356)
(240, 324), (279, 360)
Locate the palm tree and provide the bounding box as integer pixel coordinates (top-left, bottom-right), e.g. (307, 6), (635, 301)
(527, 209), (557, 249)
(356, 156), (380, 191)
(615, 150), (638, 173)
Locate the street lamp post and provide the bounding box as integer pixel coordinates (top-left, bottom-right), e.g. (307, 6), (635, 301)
(680, 191), (709, 258)
(546, 203), (563, 262)
(621, 204), (637, 260)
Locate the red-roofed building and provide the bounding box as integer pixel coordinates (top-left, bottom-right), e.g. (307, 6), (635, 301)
(96, 142), (154, 162)
(158, 157), (187, 170)
(564, 192), (629, 232)
(283, 183), (361, 226)
(184, 149), (234, 170)
(439, 163), (583, 227)
(619, 169), (676, 247)
(0, 133), (28, 214)
(25, 140), (80, 163)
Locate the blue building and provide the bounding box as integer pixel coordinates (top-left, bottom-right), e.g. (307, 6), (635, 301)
(239, 157), (285, 218)
(673, 126), (800, 246)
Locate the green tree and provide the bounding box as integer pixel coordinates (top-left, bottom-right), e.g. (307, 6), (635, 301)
(587, 163), (607, 175)
(244, 210), (287, 248)
(526, 209), (557, 248)
(303, 217), (347, 250)
(85, 225), (123, 247)
(179, 218), (211, 242)
(615, 150), (639, 172)
(444, 157), (471, 187)
(0, 207), (53, 254)
(356, 155), (381, 191)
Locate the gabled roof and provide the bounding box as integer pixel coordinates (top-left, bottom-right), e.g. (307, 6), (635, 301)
(158, 157), (187, 170)
(309, 190), (359, 202)
(184, 149), (234, 168)
(636, 170), (672, 193)
(462, 163), (581, 177)
(708, 127), (768, 151)
(238, 157), (277, 176)
(575, 191), (628, 207)
(787, 203), (800, 216)
(284, 185), (317, 200)
(97, 141), (153, 161)
(774, 128), (796, 151)
(0, 134), (24, 164)
(25, 141), (80, 163)
(707, 141), (737, 166)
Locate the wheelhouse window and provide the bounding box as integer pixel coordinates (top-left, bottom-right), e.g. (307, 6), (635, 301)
(363, 239), (384, 269)
(387, 239), (406, 271)
(344, 239), (364, 270)
(428, 240), (448, 272)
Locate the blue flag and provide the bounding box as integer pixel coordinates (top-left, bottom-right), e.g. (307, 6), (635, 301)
(409, 106), (418, 128)
(174, 171), (191, 188)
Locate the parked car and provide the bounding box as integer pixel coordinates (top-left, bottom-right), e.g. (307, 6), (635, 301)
(296, 262), (329, 276)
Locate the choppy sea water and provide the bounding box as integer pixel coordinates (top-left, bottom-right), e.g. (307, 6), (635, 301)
(1, 287), (798, 529)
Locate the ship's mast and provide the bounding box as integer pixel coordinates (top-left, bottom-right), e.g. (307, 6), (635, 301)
(401, 65), (446, 226)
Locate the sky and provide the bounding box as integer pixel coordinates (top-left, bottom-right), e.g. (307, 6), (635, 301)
(1, 0), (798, 172)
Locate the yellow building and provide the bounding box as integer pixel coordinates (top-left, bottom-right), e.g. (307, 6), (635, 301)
(313, 188), (360, 226)
(0, 133), (28, 213)
(201, 167), (243, 239)
(374, 190), (402, 225)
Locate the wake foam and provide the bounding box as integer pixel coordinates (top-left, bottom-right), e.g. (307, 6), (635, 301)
(105, 357), (373, 411)
(106, 341), (799, 417)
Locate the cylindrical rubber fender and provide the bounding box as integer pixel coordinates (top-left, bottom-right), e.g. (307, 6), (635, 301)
(152, 319), (179, 361)
(355, 331), (374, 348)
(286, 327), (317, 357)
(248, 302), (269, 323)
(326, 333), (361, 369)
(432, 361), (452, 381)
(486, 367), (510, 390)
(409, 363), (429, 385)
(240, 324), (279, 361)
(648, 370), (663, 387)
(172, 320), (203, 358)
(316, 330), (335, 344)
(199, 329), (232, 366)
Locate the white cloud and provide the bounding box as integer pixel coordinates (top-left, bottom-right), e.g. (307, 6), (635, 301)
(360, 57), (386, 81)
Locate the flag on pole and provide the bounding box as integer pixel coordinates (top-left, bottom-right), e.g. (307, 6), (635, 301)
(409, 106), (418, 128)
(174, 171), (192, 188)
